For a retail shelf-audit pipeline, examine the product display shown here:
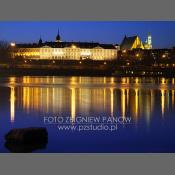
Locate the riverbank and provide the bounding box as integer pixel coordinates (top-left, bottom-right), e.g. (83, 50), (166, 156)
(0, 61), (175, 77)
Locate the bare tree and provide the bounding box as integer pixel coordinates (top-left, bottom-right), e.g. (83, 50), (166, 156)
(0, 40), (11, 61)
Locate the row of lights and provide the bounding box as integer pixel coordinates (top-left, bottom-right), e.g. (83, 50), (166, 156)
(23, 60), (107, 65)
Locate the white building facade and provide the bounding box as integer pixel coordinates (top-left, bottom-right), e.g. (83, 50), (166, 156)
(12, 33), (118, 61)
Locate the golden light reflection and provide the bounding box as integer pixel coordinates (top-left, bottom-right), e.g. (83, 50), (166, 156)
(121, 89), (126, 118)
(9, 77), (16, 86)
(161, 78), (166, 85)
(70, 77), (77, 85)
(79, 77), (82, 84)
(103, 88), (106, 111)
(121, 77), (127, 84)
(103, 77), (106, 84)
(7, 76), (174, 123)
(10, 87), (15, 123)
(71, 88), (76, 120)
(172, 90), (174, 108)
(110, 77), (114, 84)
(126, 89), (129, 108)
(46, 88), (49, 113)
(161, 89), (165, 116)
(110, 88), (114, 117)
(150, 90), (154, 112)
(135, 77), (139, 84)
(135, 89), (139, 119)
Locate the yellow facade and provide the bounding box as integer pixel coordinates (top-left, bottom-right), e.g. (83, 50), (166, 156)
(12, 45), (118, 61)
(131, 36), (144, 50)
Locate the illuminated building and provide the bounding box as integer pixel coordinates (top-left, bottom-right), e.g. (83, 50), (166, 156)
(11, 30), (118, 61)
(120, 35), (144, 50)
(144, 33), (152, 49)
(120, 33), (152, 50)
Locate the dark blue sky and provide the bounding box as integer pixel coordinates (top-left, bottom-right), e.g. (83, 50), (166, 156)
(0, 21), (175, 48)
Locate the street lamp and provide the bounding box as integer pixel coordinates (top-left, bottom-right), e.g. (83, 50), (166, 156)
(10, 42), (16, 47)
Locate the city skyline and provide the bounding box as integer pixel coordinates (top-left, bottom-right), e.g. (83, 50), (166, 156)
(1, 21), (175, 48)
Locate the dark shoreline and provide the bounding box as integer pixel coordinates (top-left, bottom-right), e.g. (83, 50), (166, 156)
(0, 61), (175, 77)
(0, 67), (175, 77)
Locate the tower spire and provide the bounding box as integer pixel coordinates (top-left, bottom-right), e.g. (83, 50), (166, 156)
(38, 35), (42, 45)
(56, 28), (61, 42)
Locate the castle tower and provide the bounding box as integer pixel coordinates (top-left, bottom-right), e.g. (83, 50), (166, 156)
(56, 28), (61, 42)
(38, 36), (42, 45)
(147, 33), (152, 49)
(144, 33), (152, 49)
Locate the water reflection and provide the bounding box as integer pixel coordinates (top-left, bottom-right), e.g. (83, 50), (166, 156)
(71, 88), (76, 119)
(7, 76), (175, 124)
(10, 87), (15, 123)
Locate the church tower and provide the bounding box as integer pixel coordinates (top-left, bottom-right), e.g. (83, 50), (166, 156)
(144, 33), (152, 49)
(147, 33), (152, 49)
(38, 36), (42, 45)
(56, 28), (61, 42)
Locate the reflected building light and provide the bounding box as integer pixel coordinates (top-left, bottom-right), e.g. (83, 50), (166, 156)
(110, 77), (114, 84)
(10, 87), (15, 123)
(70, 77), (77, 85)
(46, 88), (49, 113)
(126, 89), (129, 108)
(172, 90), (174, 108)
(23, 76), (30, 84)
(135, 89), (139, 119)
(9, 77), (16, 86)
(26, 87), (30, 113)
(126, 77), (129, 84)
(79, 77), (82, 84)
(121, 77), (126, 84)
(52, 88), (55, 113)
(46, 76), (49, 83)
(52, 77), (55, 84)
(161, 89), (165, 117)
(121, 89), (126, 118)
(110, 88), (114, 117)
(71, 88), (76, 120)
(135, 77), (139, 84)
(172, 78), (175, 85)
(34, 87), (39, 111)
(103, 77), (106, 84)
(161, 78), (166, 85)
(103, 88), (106, 111)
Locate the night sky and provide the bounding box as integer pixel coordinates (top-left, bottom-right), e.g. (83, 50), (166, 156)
(0, 21), (175, 48)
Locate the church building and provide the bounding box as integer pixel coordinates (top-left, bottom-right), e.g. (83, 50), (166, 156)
(120, 34), (152, 50)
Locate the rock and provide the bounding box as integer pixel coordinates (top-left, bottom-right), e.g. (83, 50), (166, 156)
(5, 127), (48, 153)
(5, 127), (48, 144)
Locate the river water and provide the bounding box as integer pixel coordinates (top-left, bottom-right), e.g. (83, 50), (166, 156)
(0, 76), (175, 152)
